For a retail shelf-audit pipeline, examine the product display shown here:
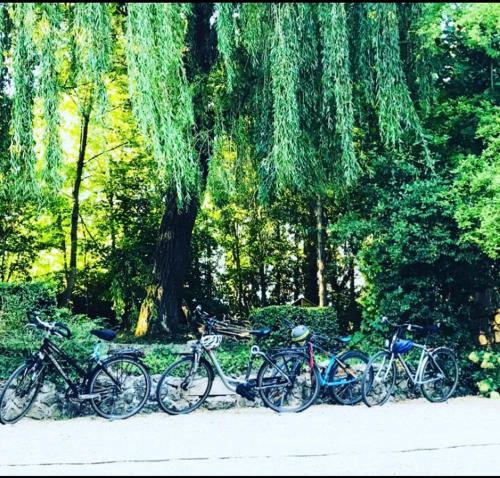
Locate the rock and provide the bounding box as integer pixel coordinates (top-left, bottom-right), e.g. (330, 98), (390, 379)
(204, 395), (237, 410)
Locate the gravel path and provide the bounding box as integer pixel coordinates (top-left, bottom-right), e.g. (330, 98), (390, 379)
(0, 396), (498, 476)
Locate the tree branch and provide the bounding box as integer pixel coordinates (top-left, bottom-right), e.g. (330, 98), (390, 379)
(84, 142), (129, 165)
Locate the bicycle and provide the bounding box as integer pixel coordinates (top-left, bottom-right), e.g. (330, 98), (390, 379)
(305, 333), (369, 405)
(278, 319), (369, 406)
(156, 305), (321, 414)
(0, 312), (151, 424)
(361, 316), (459, 407)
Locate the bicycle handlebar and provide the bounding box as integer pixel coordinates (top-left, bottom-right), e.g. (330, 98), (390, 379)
(380, 316), (439, 334)
(27, 312), (72, 339)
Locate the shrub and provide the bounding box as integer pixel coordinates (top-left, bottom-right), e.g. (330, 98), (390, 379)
(468, 349), (500, 398)
(142, 346), (177, 375)
(0, 281), (107, 380)
(249, 306), (339, 348)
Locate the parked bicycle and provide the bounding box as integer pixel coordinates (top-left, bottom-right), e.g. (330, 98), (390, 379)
(361, 316), (459, 407)
(0, 312), (151, 424)
(156, 305), (321, 414)
(287, 325), (369, 405)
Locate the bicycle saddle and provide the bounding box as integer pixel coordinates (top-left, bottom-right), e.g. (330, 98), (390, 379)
(91, 329), (117, 341)
(249, 327), (272, 338)
(335, 336), (352, 343)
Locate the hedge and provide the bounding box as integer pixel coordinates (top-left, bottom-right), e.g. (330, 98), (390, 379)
(248, 305), (339, 348)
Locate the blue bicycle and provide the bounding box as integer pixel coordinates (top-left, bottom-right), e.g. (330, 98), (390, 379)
(288, 325), (369, 406)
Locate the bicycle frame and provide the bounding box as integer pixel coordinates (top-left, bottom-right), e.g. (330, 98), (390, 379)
(307, 342), (358, 388)
(378, 343), (447, 386)
(36, 337), (120, 397)
(193, 342), (294, 393)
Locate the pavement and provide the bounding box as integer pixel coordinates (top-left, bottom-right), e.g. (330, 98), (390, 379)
(0, 396), (498, 476)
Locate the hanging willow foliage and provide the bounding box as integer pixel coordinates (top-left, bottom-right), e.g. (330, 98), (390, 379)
(0, 3), (6, 74)
(215, 2), (238, 93)
(319, 3), (358, 186)
(39, 3), (62, 189)
(10, 2), (37, 196)
(73, 2), (112, 117)
(368, 4), (426, 149)
(262, 3), (303, 194)
(126, 3), (198, 207)
(409, 3), (436, 115)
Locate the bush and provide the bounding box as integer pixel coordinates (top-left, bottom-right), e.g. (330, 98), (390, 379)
(468, 349), (500, 398)
(0, 281), (107, 380)
(249, 306), (339, 348)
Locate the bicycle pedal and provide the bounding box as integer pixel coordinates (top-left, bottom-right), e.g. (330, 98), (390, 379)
(77, 393), (101, 400)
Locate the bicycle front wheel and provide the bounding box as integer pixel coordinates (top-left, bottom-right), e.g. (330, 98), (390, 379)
(257, 351), (321, 413)
(361, 351), (397, 407)
(420, 347), (459, 403)
(329, 350), (369, 405)
(89, 356), (151, 420)
(156, 356), (214, 415)
(0, 360), (45, 425)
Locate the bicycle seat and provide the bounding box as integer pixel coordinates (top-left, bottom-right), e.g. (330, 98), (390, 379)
(91, 329), (117, 342)
(249, 327), (272, 339)
(336, 336), (352, 343)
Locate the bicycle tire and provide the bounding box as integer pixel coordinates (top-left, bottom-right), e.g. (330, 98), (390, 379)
(420, 347), (459, 403)
(257, 350), (321, 413)
(156, 356), (214, 415)
(0, 360), (45, 425)
(328, 350), (369, 406)
(361, 351), (397, 407)
(88, 356), (151, 420)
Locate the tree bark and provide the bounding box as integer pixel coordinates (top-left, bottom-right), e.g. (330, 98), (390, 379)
(304, 226), (318, 305)
(153, 191), (199, 335)
(316, 196), (326, 307)
(60, 110), (90, 307)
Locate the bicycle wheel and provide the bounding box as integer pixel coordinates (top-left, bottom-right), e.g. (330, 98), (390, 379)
(420, 347), (459, 403)
(257, 351), (321, 413)
(0, 360), (45, 425)
(329, 350), (369, 405)
(156, 356), (214, 415)
(361, 351), (397, 407)
(89, 356), (151, 420)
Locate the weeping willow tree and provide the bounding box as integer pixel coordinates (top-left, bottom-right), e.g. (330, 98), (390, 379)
(2, 3), (435, 336)
(123, 2), (435, 335)
(126, 3), (217, 335)
(212, 3), (433, 309)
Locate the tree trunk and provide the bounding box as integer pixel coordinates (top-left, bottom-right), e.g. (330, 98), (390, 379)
(60, 110), (90, 307)
(152, 191), (199, 335)
(316, 196), (326, 307)
(232, 221), (245, 315)
(304, 227), (318, 305)
(142, 3), (217, 337)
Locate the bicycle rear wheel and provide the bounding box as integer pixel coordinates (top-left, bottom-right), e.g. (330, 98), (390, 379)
(89, 356), (151, 420)
(361, 351), (397, 407)
(329, 350), (369, 405)
(420, 347), (459, 403)
(257, 351), (320, 413)
(0, 360), (45, 425)
(156, 356), (214, 415)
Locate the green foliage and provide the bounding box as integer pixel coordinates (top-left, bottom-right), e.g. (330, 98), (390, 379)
(141, 345), (177, 375)
(125, 3), (198, 208)
(319, 3), (357, 186)
(38, 3), (62, 189)
(468, 349), (500, 398)
(0, 282), (102, 379)
(72, 3), (112, 117)
(249, 305), (339, 348)
(10, 3), (37, 198)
